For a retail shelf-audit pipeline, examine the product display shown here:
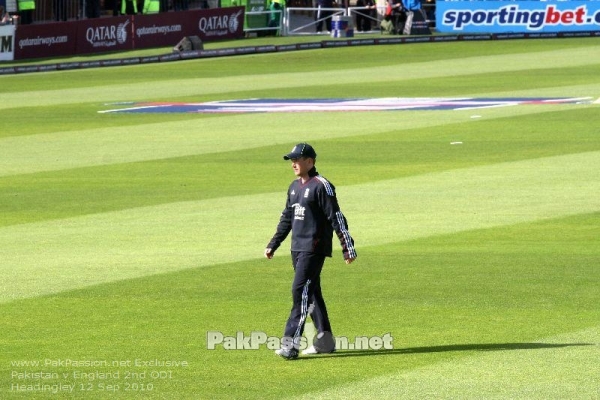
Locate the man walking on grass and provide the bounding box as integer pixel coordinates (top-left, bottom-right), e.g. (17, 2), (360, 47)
(265, 143), (357, 360)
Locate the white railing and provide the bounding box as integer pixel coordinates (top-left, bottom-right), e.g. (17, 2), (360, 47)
(283, 7), (346, 36)
(244, 9), (283, 35)
(282, 5), (434, 36)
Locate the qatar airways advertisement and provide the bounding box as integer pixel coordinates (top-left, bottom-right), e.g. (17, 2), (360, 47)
(437, 1), (600, 33)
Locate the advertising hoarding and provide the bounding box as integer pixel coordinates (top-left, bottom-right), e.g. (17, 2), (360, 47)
(437, 1), (600, 33)
(76, 16), (134, 55)
(134, 7), (244, 48)
(13, 7), (245, 60)
(0, 24), (14, 61)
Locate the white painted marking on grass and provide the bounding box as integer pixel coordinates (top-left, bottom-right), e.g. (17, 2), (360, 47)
(102, 102), (135, 106)
(543, 96), (593, 104)
(457, 103), (518, 111)
(98, 105), (166, 114)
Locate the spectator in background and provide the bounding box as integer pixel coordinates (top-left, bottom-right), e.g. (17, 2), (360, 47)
(315, 0), (334, 33)
(121, 0), (138, 14)
(389, 0), (406, 34)
(380, 13), (394, 34)
(355, 0), (375, 32)
(173, 0), (189, 11)
(53, 0), (68, 21)
(268, 0), (284, 34)
(403, 0), (421, 12)
(0, 6), (11, 24)
(402, 0), (428, 35)
(143, 0), (160, 13)
(86, 0), (101, 18)
(17, 0), (35, 24)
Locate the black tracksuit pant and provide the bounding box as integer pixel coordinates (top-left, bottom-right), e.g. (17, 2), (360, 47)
(283, 251), (331, 350)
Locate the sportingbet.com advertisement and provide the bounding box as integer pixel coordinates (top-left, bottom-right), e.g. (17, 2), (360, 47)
(437, 1), (600, 33)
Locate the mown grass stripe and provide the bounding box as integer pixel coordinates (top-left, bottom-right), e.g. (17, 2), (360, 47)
(2, 46), (600, 110)
(1, 150), (598, 303)
(1, 102), (597, 177)
(292, 326), (600, 400)
(345, 150), (600, 247)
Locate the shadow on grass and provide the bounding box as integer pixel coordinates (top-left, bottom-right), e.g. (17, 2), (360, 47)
(301, 342), (595, 359)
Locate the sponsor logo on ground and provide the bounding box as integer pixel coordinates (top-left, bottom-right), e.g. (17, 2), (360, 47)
(100, 97), (592, 114)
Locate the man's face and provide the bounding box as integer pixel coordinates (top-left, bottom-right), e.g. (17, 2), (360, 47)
(290, 157), (313, 177)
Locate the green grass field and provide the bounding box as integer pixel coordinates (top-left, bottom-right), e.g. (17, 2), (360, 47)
(1, 36), (600, 399)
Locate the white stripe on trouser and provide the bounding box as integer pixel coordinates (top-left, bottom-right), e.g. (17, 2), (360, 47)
(403, 11), (414, 35)
(293, 279), (311, 348)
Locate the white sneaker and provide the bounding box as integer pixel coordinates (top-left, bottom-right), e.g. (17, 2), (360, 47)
(301, 346), (319, 355)
(301, 345), (335, 355)
(275, 348), (298, 360)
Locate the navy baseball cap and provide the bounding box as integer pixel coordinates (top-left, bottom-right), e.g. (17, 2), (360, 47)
(283, 143), (317, 160)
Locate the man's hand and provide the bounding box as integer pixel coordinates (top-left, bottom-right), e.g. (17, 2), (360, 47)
(264, 248), (274, 259)
(345, 257), (356, 265)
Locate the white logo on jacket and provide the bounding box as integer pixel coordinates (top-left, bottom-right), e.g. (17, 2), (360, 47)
(291, 203), (305, 220)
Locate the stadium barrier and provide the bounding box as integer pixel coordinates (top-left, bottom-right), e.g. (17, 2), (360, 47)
(3, 29), (600, 74)
(11, 6), (244, 60)
(283, 5), (435, 36)
(283, 7), (345, 36)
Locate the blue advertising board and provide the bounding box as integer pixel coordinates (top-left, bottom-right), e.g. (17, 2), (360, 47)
(437, 1), (600, 33)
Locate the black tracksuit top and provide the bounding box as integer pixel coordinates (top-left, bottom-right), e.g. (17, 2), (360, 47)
(268, 167), (356, 260)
